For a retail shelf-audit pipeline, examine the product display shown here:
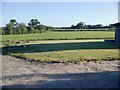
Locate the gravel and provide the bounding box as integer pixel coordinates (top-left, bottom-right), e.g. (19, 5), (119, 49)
(2, 55), (120, 88)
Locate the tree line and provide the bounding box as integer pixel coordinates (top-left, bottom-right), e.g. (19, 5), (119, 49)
(55, 22), (114, 29)
(0, 20), (115, 35)
(0, 19), (54, 35)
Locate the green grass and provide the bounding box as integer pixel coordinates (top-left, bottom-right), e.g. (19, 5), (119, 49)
(53, 28), (115, 31)
(13, 49), (118, 62)
(2, 31), (119, 62)
(2, 31), (115, 42)
(2, 40), (119, 62)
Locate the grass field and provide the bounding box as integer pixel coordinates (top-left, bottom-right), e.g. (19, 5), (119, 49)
(2, 40), (119, 62)
(2, 31), (119, 62)
(53, 28), (115, 31)
(2, 31), (114, 42)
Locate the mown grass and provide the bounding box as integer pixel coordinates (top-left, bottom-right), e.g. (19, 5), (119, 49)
(12, 49), (118, 62)
(2, 31), (119, 62)
(2, 40), (119, 62)
(2, 31), (115, 42)
(53, 28), (115, 31)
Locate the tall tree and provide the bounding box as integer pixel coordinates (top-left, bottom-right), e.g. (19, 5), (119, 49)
(28, 19), (40, 29)
(0, 28), (3, 35)
(76, 22), (85, 29)
(17, 23), (28, 34)
(10, 19), (17, 24)
(5, 23), (14, 34)
(10, 19), (18, 34)
(39, 24), (46, 33)
(27, 26), (35, 33)
(70, 25), (75, 29)
(10, 19), (18, 28)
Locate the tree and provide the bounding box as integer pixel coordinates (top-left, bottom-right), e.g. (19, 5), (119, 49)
(17, 23), (28, 34)
(0, 28), (2, 35)
(46, 26), (54, 31)
(76, 22), (85, 29)
(70, 25), (75, 29)
(39, 24), (46, 33)
(27, 26), (35, 33)
(9, 19), (18, 34)
(28, 19), (40, 29)
(94, 24), (103, 29)
(4, 19), (18, 35)
(109, 24), (114, 28)
(10, 19), (18, 29)
(83, 25), (89, 29)
(10, 19), (17, 25)
(5, 23), (14, 34)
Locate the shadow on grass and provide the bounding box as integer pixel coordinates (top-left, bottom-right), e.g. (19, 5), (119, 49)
(2, 71), (120, 88)
(2, 41), (118, 55)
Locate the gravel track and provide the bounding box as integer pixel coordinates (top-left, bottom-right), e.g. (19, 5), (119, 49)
(2, 55), (120, 88)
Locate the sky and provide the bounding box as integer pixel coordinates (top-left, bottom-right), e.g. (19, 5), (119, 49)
(1, 0), (120, 2)
(1, 2), (119, 27)
(118, 1), (120, 22)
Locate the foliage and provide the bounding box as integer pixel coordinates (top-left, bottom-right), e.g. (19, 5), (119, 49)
(1, 19), (114, 35)
(52, 28), (115, 32)
(46, 26), (54, 32)
(1, 19), (54, 35)
(57, 22), (114, 29)
(38, 24), (46, 33)
(28, 19), (40, 29)
(27, 26), (36, 34)
(0, 28), (3, 35)
(5, 23), (14, 34)
(75, 22), (85, 29)
(17, 23), (28, 34)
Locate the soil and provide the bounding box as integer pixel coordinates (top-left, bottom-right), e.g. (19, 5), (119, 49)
(2, 55), (120, 88)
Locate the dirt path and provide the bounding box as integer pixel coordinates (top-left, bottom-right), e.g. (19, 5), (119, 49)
(2, 55), (120, 88)
(28, 39), (105, 44)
